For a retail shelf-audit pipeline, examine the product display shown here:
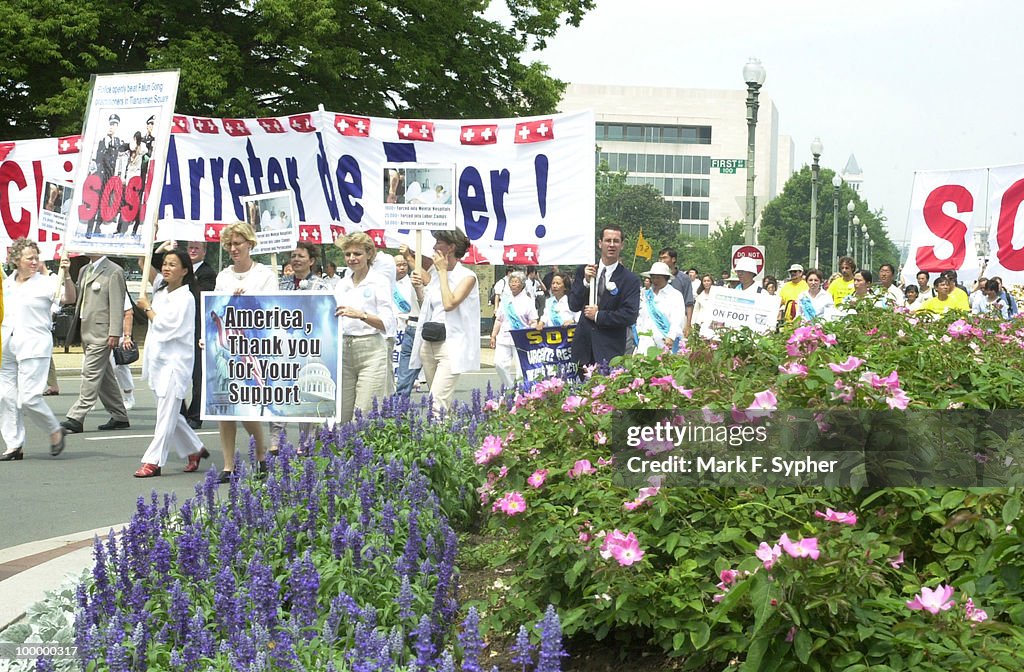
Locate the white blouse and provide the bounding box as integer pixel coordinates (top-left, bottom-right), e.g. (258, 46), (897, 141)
(214, 262), (278, 293)
(541, 294), (579, 328)
(143, 285), (196, 399)
(333, 269), (396, 337)
(494, 291), (538, 345)
(411, 262), (481, 375)
(2, 272), (60, 360)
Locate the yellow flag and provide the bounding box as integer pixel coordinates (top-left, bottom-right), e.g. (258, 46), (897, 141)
(635, 229), (653, 260)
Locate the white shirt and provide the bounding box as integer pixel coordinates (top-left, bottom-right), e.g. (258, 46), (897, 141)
(371, 253), (399, 338)
(411, 262), (481, 375)
(395, 275), (420, 326)
(541, 294), (579, 327)
(143, 285), (196, 399)
(495, 290), (538, 346)
(334, 269), (396, 337)
(882, 284), (905, 308)
(2, 272), (60, 360)
(636, 284), (685, 352)
(215, 262), (278, 293)
(796, 289), (836, 321)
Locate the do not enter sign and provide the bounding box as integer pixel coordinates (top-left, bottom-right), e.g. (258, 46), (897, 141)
(731, 245), (765, 278)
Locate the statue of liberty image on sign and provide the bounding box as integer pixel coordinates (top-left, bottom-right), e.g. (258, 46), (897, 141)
(201, 291), (340, 422)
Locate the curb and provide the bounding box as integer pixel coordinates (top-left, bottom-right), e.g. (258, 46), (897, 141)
(0, 526), (124, 632)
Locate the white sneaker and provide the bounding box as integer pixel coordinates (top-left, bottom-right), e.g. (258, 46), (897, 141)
(123, 390), (135, 411)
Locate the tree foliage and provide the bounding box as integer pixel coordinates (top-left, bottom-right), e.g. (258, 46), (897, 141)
(595, 167), (679, 267)
(672, 219), (745, 279)
(0, 0), (595, 137)
(758, 166), (899, 277)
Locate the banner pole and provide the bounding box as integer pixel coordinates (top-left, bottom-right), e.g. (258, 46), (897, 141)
(139, 210), (159, 301)
(414, 230), (423, 275)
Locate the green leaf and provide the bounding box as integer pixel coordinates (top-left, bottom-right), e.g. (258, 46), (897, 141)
(690, 621), (711, 649)
(1002, 497), (1021, 525)
(940, 490), (967, 509)
(794, 628), (812, 664)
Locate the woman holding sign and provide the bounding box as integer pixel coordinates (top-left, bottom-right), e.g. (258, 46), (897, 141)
(213, 222), (276, 483)
(333, 232), (396, 424)
(410, 229), (480, 413)
(132, 249), (207, 477)
(489, 271), (537, 388)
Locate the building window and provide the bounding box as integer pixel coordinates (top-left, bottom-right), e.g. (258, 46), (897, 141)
(596, 122), (712, 145)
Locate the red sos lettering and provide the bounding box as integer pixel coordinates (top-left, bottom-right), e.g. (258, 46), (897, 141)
(915, 185), (972, 272)
(79, 174), (127, 223)
(121, 175), (144, 222)
(995, 178), (1024, 271)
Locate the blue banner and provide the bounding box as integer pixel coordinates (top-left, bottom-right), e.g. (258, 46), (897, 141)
(510, 325), (580, 385)
(201, 291), (340, 422)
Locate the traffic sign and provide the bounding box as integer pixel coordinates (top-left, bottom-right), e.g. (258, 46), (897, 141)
(731, 244), (766, 279)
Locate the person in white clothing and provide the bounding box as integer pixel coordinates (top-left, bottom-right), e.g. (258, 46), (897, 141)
(489, 271), (537, 388)
(393, 250), (422, 397)
(734, 257), (763, 295)
(795, 268), (835, 321)
(635, 262), (686, 353)
(371, 247), (399, 396)
(410, 229), (480, 414)
(537, 272), (579, 328)
(0, 241), (76, 460)
(333, 232), (396, 424)
(691, 273), (717, 337)
(132, 249), (206, 477)
(213, 221), (277, 483)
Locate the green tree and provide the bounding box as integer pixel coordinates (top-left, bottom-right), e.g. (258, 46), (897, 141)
(758, 166), (899, 277)
(595, 167), (678, 267)
(1, 0), (594, 137)
(672, 219), (744, 279)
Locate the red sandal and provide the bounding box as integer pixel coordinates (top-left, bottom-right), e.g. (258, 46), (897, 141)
(134, 463), (161, 478)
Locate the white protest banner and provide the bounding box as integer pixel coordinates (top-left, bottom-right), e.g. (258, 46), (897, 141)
(0, 136), (80, 257)
(201, 292), (340, 422)
(706, 288), (780, 335)
(158, 110), (595, 264)
(66, 70), (180, 255)
(984, 164), (1024, 285)
(901, 168), (987, 287)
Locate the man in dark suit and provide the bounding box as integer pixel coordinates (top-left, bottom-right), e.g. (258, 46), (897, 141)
(568, 225), (641, 367)
(87, 113), (127, 238)
(153, 240), (216, 429)
(61, 255), (130, 433)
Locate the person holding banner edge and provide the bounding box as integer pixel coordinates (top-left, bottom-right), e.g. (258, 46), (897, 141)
(213, 222), (276, 483)
(568, 225), (641, 367)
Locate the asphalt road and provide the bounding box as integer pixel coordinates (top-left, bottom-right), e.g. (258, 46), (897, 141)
(0, 369), (500, 551)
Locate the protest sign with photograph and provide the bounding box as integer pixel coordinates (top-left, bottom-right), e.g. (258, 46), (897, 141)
(240, 190), (298, 255)
(382, 163), (456, 231)
(65, 70), (179, 256)
(37, 179), (74, 235)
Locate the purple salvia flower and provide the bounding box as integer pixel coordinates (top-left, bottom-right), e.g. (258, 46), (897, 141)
(437, 651), (456, 672)
(397, 574), (415, 621)
(510, 625), (534, 671)
(458, 607), (485, 672)
(286, 551), (320, 636)
(34, 658), (55, 672)
(168, 579), (191, 639)
(380, 502), (397, 537)
(412, 615), (435, 670)
(246, 553), (281, 625)
(535, 605), (567, 672)
(177, 522), (209, 580)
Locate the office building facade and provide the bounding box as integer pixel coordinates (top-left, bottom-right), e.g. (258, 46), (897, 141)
(560, 83), (795, 238)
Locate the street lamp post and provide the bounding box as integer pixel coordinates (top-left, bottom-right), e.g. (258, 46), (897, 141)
(846, 201), (855, 258)
(861, 222), (868, 269)
(832, 175), (842, 274)
(743, 58), (766, 245)
(869, 239), (875, 271)
(852, 215), (861, 263)
(809, 137), (823, 269)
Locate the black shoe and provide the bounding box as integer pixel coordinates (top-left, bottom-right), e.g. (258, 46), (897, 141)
(217, 470), (233, 484)
(98, 419), (130, 431)
(1, 447), (24, 461)
(60, 418), (84, 434)
(50, 433), (65, 457)
(187, 419), (203, 430)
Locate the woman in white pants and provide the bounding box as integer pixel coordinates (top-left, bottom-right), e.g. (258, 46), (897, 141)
(489, 271), (536, 389)
(1, 241), (76, 461)
(132, 249), (206, 477)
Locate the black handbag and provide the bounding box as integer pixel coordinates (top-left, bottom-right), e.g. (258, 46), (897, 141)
(420, 321), (446, 342)
(112, 344), (140, 366)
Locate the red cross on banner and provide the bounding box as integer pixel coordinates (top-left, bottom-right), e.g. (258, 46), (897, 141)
(514, 119), (555, 144)
(289, 114), (316, 132)
(193, 118), (220, 134)
(223, 119), (251, 137)
(203, 223), (227, 242)
(171, 116), (190, 133)
(503, 244), (540, 265)
(258, 118), (285, 133)
(365, 229), (388, 249)
(329, 225), (347, 242)
(298, 225), (322, 243)
(461, 244), (490, 265)
(397, 120), (434, 142)
(335, 114), (371, 137)
(460, 124), (498, 145)
(57, 135), (81, 155)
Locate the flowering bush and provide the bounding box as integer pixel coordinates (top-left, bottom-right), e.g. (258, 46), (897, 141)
(472, 306), (1024, 667)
